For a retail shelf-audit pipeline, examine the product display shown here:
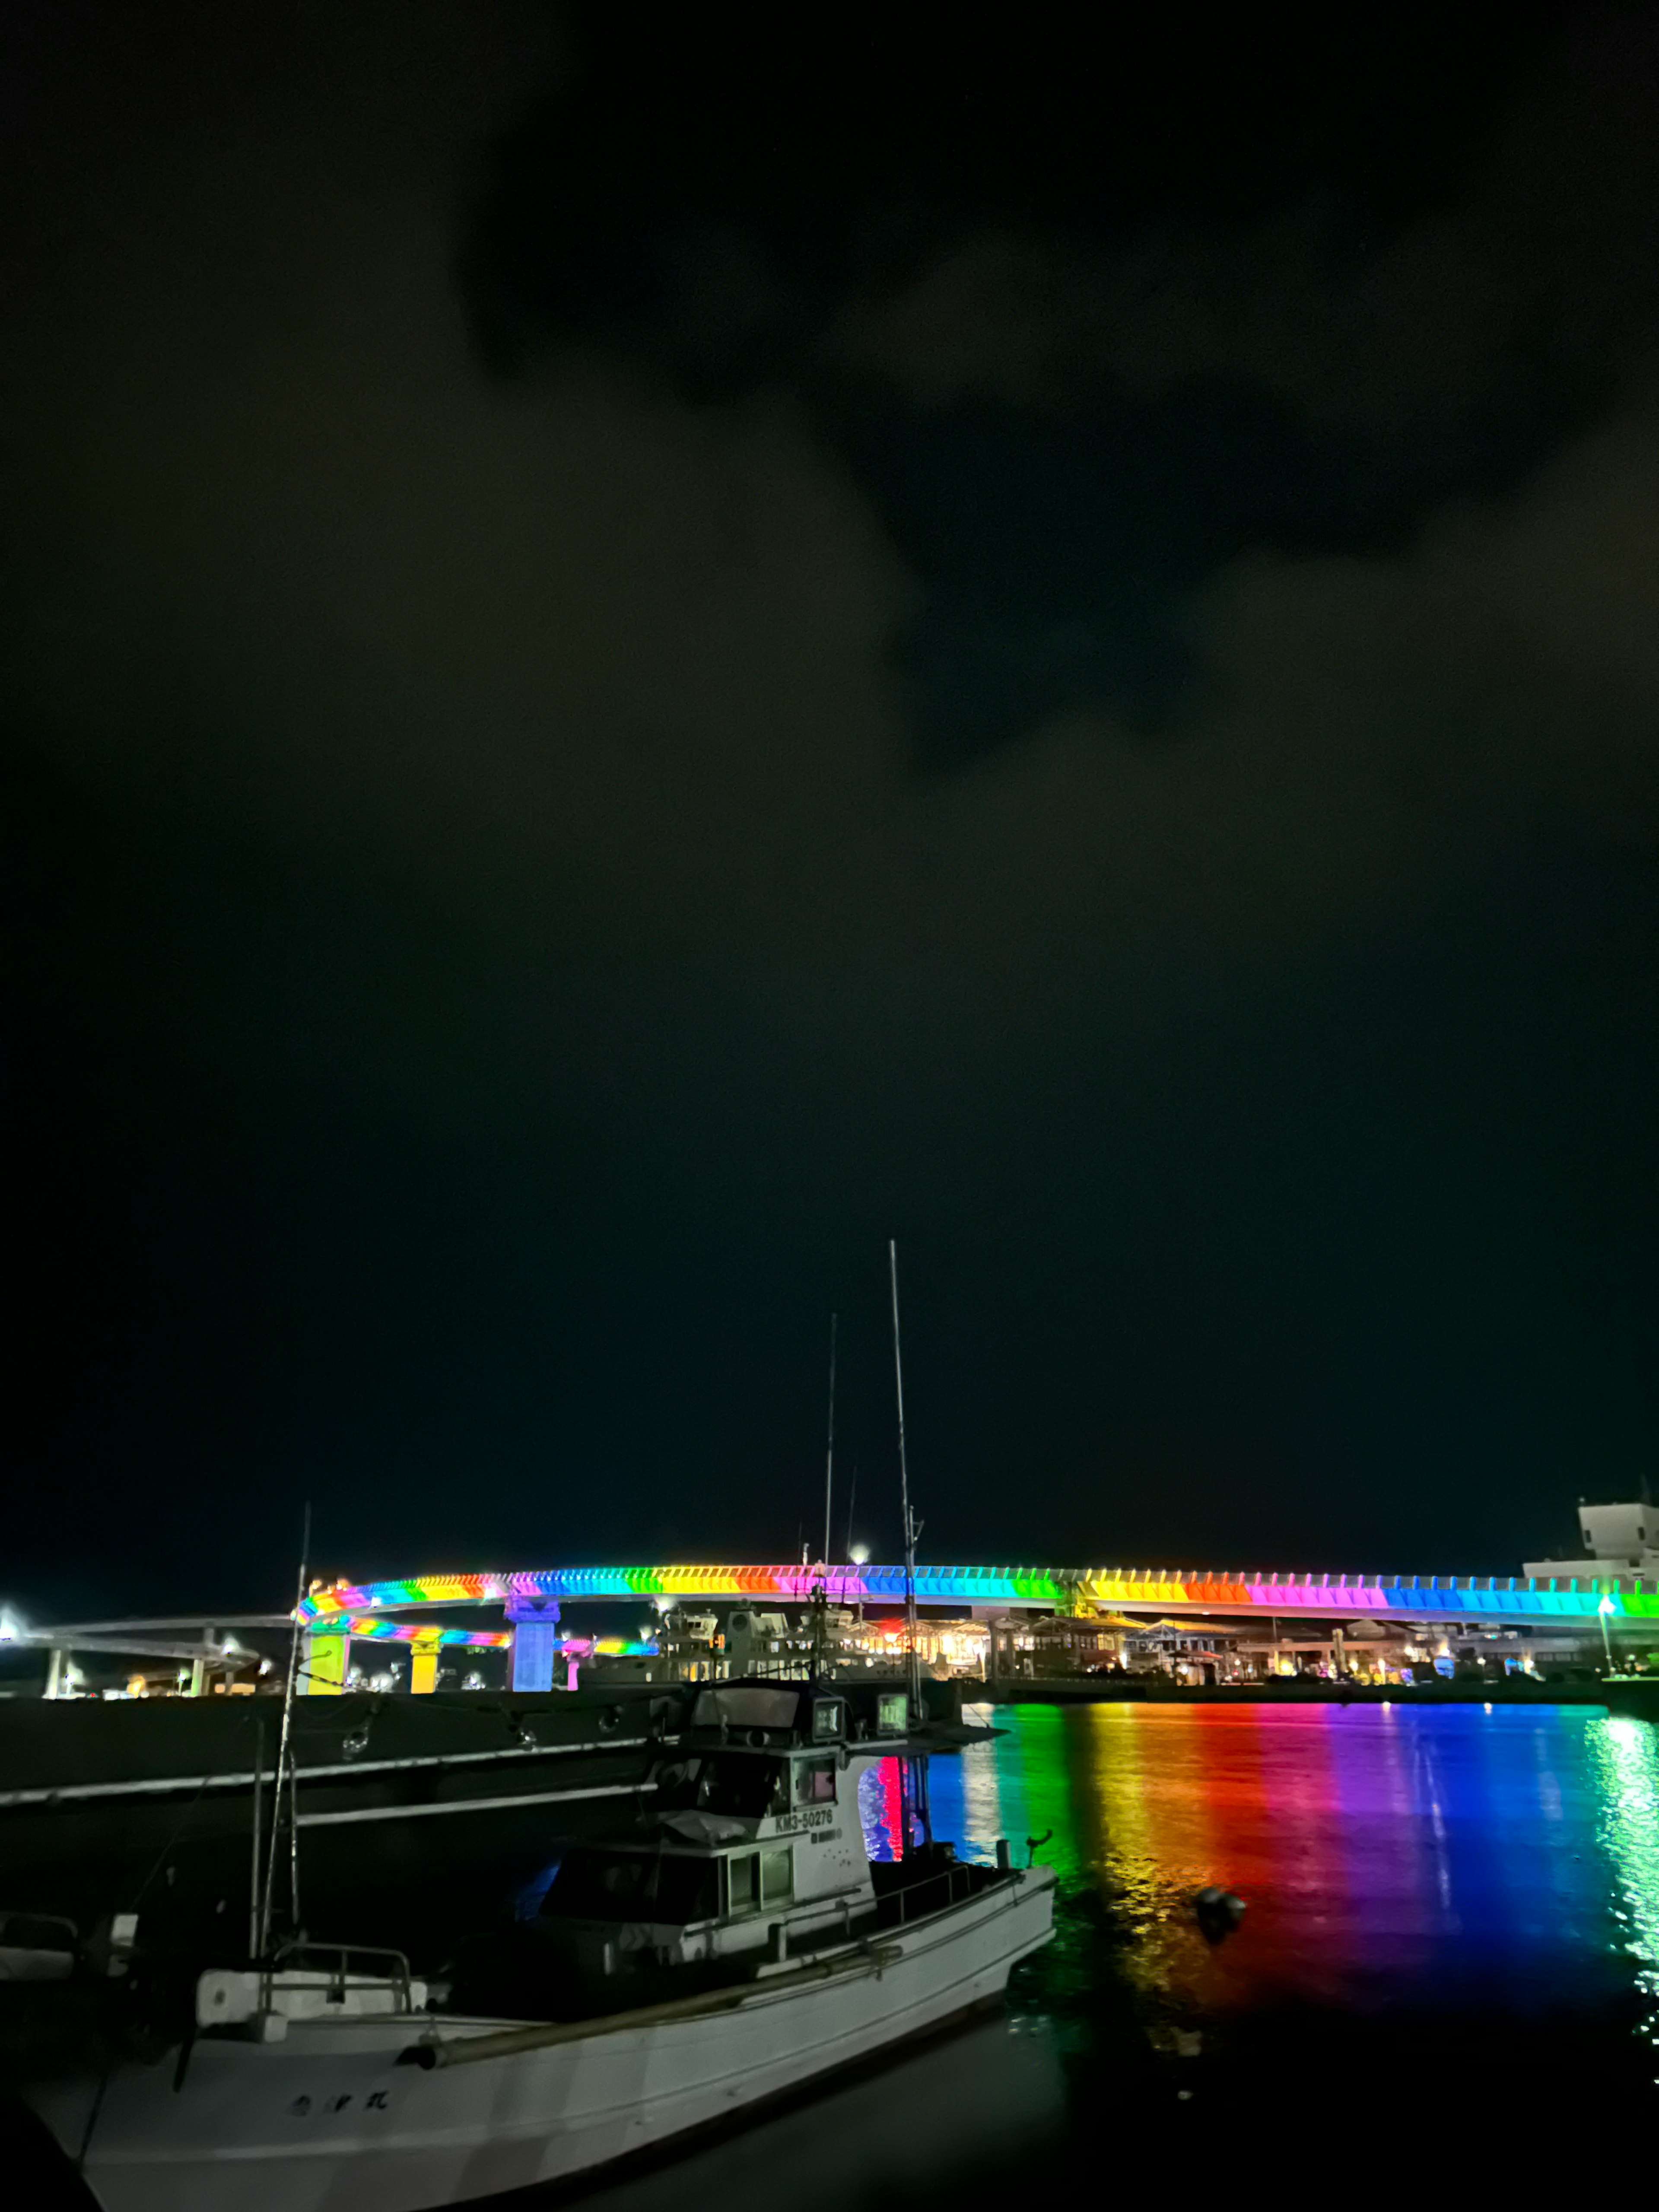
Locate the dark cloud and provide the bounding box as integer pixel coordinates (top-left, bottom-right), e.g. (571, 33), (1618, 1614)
(3, 3), (1658, 1614)
(460, 7), (1659, 761)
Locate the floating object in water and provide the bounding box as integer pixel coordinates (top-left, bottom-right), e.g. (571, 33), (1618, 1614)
(1193, 1886), (1246, 1945)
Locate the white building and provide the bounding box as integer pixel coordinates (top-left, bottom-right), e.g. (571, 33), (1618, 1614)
(1523, 1497), (1659, 1587)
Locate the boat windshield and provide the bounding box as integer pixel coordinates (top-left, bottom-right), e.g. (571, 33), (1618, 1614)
(694, 1754), (788, 1817)
(652, 1753), (789, 1819)
(541, 1848), (720, 1925)
(691, 1685), (800, 1730)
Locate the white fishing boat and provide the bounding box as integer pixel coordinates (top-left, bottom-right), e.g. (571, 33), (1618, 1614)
(17, 1680), (1055, 2211)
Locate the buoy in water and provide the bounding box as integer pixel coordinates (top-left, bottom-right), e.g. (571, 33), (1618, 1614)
(1193, 1886), (1246, 1945)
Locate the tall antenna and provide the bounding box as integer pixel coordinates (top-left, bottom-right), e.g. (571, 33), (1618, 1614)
(247, 1726), (264, 1961)
(822, 1312), (838, 1566)
(888, 1240), (922, 1717)
(258, 1500), (311, 1960)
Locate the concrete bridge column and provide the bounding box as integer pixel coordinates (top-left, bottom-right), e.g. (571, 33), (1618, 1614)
(508, 1599), (562, 1693)
(304, 1627), (349, 1694)
(189, 1625), (219, 1697)
(409, 1626), (443, 1695)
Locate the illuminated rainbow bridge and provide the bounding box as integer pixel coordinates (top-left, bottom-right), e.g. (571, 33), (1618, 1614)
(302, 1560), (1659, 1630)
(292, 1561), (1659, 1691)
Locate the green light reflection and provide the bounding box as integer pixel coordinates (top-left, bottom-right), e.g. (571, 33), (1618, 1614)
(1589, 1716), (1659, 2049)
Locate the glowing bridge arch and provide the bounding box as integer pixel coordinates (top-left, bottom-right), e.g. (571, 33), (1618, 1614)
(299, 1562), (1659, 1630)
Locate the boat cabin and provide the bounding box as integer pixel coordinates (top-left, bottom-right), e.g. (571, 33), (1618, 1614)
(530, 1681), (936, 1987)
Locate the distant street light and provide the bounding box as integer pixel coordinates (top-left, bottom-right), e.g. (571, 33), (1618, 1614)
(847, 1544), (870, 1629)
(1597, 1593), (1616, 1672)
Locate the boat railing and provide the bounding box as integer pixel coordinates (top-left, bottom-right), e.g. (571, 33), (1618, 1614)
(263, 1941), (418, 2014)
(877, 1860), (1005, 1928)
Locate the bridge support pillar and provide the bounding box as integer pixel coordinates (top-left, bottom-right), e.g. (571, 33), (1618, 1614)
(508, 1600), (562, 1694)
(409, 1626), (443, 1695)
(304, 1628), (349, 1694)
(189, 1624), (219, 1697)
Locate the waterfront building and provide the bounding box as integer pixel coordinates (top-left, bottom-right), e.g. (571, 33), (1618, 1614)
(1523, 1497), (1659, 1588)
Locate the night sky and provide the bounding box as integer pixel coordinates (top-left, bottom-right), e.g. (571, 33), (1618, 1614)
(6, 3), (1658, 1621)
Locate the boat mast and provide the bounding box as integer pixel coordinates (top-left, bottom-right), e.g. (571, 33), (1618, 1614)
(822, 1311), (838, 1567)
(887, 1241), (922, 1719)
(257, 1502), (311, 1959)
(247, 1725), (263, 1961)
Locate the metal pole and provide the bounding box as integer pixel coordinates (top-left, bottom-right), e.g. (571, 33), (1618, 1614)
(888, 1240), (922, 1720)
(822, 1313), (838, 1567)
(248, 1726), (264, 1960)
(288, 1717), (302, 1932)
(259, 1502), (311, 1959)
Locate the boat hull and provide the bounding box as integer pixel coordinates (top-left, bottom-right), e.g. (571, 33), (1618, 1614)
(29, 1869), (1055, 2212)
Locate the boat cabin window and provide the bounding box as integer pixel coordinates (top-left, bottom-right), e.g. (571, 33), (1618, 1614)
(794, 1759), (836, 1806)
(691, 1685), (800, 1732)
(697, 1755), (788, 1818)
(724, 1847), (793, 1916)
(653, 1753), (789, 1818)
(726, 1853), (760, 1917)
(541, 1849), (719, 1925)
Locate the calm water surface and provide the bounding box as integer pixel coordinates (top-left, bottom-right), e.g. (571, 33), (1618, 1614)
(23, 1702), (1654, 2201)
(578, 1700), (1659, 2206)
(940, 1700), (1659, 2016)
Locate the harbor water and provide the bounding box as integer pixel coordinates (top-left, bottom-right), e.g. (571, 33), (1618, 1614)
(937, 1698), (1659, 2019)
(584, 1699), (1659, 2206)
(14, 1699), (1659, 2200)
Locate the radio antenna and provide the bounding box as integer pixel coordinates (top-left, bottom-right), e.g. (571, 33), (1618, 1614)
(258, 1500), (311, 1958)
(822, 1312), (838, 1565)
(888, 1242), (922, 1719)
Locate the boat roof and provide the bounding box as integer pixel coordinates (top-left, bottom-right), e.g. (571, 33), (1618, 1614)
(674, 1678), (992, 1758)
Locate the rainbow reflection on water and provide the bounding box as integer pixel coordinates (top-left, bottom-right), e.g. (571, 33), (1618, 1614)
(857, 1756), (920, 1862)
(919, 1702), (1659, 2023)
